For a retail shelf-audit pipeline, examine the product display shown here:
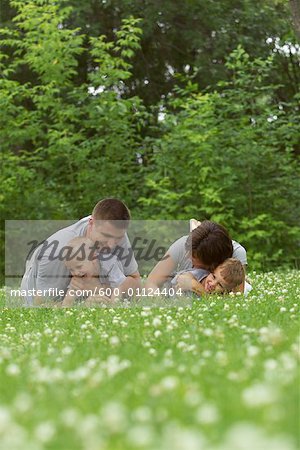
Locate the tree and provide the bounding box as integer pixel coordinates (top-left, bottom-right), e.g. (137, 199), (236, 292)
(0, 0), (146, 278)
(138, 47), (300, 269)
(290, 0), (300, 40)
(1, 0), (297, 106)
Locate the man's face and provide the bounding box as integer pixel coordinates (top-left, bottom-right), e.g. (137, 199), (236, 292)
(88, 219), (126, 251)
(203, 266), (230, 294)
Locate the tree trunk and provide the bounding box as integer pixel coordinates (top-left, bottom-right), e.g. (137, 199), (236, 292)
(290, 0), (300, 40)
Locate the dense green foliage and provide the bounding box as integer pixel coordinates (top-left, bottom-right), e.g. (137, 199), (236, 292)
(0, 271), (299, 449)
(139, 49), (300, 268)
(1, 0), (297, 105)
(0, 0), (299, 272)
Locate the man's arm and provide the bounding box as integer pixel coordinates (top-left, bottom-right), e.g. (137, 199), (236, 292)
(117, 271), (141, 297)
(83, 273), (141, 305)
(61, 288), (75, 307)
(145, 254), (176, 290)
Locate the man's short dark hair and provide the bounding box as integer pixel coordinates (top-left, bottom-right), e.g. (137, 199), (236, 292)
(92, 198), (130, 228)
(186, 220), (233, 270)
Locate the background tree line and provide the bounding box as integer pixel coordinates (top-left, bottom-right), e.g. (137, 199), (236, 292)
(0, 0), (299, 274)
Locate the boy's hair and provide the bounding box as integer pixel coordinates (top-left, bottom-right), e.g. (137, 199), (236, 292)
(186, 220), (233, 269)
(92, 198), (130, 229)
(65, 237), (96, 263)
(218, 258), (245, 291)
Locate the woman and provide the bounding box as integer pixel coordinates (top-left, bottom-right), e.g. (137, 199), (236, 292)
(145, 219), (247, 293)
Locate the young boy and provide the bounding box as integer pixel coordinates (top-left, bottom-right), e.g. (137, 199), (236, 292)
(173, 258), (251, 296)
(61, 236), (125, 307)
(21, 198), (140, 306)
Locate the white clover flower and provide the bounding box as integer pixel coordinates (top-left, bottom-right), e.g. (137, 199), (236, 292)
(215, 351), (228, 366)
(242, 382), (277, 407)
(203, 328), (213, 337)
(259, 326), (283, 345)
(154, 330), (162, 338)
(0, 407), (11, 433)
(152, 317), (162, 327)
(221, 422), (297, 450)
(176, 341), (186, 349)
(101, 401), (127, 433)
(264, 359), (278, 371)
(132, 406), (152, 422)
(127, 424), (154, 446)
(227, 372), (241, 382)
(78, 414), (99, 436)
(160, 376), (178, 390)
(161, 424), (206, 450)
(247, 345), (260, 358)
(60, 408), (81, 427)
(109, 336), (120, 346)
(44, 328), (52, 335)
(279, 352), (297, 371)
(184, 389), (202, 406)
(6, 363), (20, 376)
(103, 355), (131, 377)
(34, 421), (56, 443)
(196, 403), (219, 424)
(86, 358), (98, 369)
(68, 366), (90, 381)
(13, 392), (32, 413)
(62, 346), (73, 355)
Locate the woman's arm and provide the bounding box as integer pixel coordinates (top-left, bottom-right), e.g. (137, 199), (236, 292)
(176, 272), (206, 296)
(145, 253), (176, 291)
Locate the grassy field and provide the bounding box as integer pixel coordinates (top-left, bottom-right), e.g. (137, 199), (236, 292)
(0, 271), (299, 450)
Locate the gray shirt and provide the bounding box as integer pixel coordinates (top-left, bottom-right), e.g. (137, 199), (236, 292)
(168, 235), (247, 274)
(21, 216), (138, 304)
(171, 268), (210, 286)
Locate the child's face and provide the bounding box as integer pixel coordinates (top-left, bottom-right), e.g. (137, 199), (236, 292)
(203, 267), (230, 294)
(65, 258), (98, 278)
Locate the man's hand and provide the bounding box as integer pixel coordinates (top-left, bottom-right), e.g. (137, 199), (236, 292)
(69, 275), (101, 293)
(85, 295), (113, 307)
(176, 272), (195, 291)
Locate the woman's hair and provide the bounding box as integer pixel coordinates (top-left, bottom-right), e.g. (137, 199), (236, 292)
(186, 220), (233, 270)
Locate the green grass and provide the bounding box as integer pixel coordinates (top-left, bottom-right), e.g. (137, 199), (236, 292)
(0, 271), (299, 450)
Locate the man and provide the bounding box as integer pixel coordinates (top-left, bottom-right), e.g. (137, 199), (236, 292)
(145, 219), (247, 294)
(21, 198), (140, 305)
